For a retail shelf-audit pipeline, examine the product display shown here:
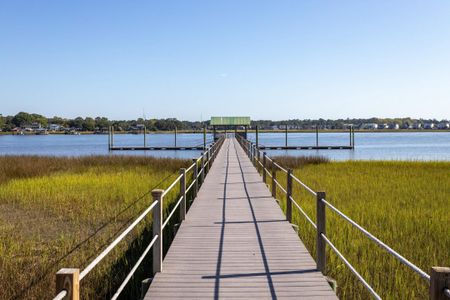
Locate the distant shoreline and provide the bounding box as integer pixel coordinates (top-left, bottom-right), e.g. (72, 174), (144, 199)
(1, 129), (449, 135)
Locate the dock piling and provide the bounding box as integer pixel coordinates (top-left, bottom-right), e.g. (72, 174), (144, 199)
(315, 126), (319, 147)
(203, 127), (206, 150)
(285, 124), (288, 147)
(144, 125), (147, 147)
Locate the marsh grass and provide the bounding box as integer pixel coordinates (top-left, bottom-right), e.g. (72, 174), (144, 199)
(265, 159), (449, 299)
(0, 155), (192, 300)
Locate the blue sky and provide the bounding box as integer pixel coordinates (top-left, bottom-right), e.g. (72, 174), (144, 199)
(1, 1), (449, 121)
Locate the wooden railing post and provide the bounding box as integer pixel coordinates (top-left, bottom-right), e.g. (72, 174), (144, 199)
(271, 162), (277, 198)
(152, 189), (163, 274)
(316, 191), (326, 274)
(192, 159), (198, 196)
(257, 150), (261, 173)
(251, 144), (254, 164)
(286, 169), (293, 222)
(430, 267), (450, 300)
(180, 168), (186, 221)
(262, 152), (267, 184)
(200, 153), (205, 183)
(255, 125), (259, 149)
(206, 148), (210, 173)
(56, 268), (80, 300)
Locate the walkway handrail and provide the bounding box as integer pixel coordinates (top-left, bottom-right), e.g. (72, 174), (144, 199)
(234, 133), (449, 300)
(53, 136), (225, 300)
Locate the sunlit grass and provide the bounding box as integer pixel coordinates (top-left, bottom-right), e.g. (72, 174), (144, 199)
(0, 155), (191, 300)
(267, 158), (450, 299)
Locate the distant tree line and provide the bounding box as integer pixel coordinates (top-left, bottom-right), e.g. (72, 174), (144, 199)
(0, 112), (206, 132)
(0, 112), (448, 132)
(251, 117), (449, 130)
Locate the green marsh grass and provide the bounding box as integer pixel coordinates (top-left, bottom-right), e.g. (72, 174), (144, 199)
(0, 155), (193, 300)
(268, 157), (449, 299)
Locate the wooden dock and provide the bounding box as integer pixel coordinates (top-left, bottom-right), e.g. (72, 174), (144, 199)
(110, 146), (205, 151)
(258, 145), (353, 150)
(145, 137), (337, 299)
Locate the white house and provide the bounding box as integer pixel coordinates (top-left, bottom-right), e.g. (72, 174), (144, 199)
(437, 122), (450, 129)
(364, 123), (378, 130)
(49, 124), (61, 131)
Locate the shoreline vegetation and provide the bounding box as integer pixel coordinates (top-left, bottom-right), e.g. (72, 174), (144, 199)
(0, 155), (192, 300)
(268, 156), (449, 299)
(1, 129), (449, 135)
(1, 111), (449, 134)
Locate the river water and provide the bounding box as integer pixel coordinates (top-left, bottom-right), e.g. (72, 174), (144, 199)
(0, 132), (449, 161)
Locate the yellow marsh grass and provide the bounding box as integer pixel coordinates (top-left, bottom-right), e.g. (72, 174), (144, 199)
(0, 155), (191, 300)
(268, 158), (449, 299)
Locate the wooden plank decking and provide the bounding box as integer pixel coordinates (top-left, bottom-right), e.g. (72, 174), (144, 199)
(145, 137), (338, 299)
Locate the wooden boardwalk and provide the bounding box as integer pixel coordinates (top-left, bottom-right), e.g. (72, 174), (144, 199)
(145, 137), (338, 299)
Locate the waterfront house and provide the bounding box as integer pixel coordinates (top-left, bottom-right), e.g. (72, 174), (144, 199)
(363, 123), (378, 130)
(49, 124), (60, 131)
(424, 123), (435, 129)
(437, 122), (450, 129)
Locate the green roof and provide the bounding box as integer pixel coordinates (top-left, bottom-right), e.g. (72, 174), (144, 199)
(210, 116), (251, 126)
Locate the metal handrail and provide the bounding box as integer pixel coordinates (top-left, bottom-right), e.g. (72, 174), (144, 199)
(290, 174), (317, 196)
(186, 161), (196, 173)
(79, 200), (159, 280)
(289, 196), (316, 229)
(320, 197), (431, 282)
(186, 180), (195, 193)
(162, 174), (183, 197)
(162, 195), (184, 230)
(110, 234), (159, 300)
(273, 178), (287, 194)
(273, 161), (288, 173)
(321, 233), (382, 300)
(444, 288), (450, 298)
(53, 290), (67, 300)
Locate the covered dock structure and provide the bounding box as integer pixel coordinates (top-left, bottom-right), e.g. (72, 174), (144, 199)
(210, 116), (251, 140)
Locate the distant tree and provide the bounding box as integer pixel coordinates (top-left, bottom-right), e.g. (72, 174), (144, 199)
(0, 114), (4, 129)
(68, 117), (84, 129)
(30, 113), (48, 127)
(95, 117), (110, 129)
(49, 116), (67, 126)
(83, 117), (96, 131)
(12, 112), (33, 127)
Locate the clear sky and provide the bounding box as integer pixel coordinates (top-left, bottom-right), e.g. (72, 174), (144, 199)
(1, 1), (449, 121)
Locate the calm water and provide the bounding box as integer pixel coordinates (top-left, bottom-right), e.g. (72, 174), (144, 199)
(0, 133), (214, 159)
(247, 132), (450, 161)
(0, 132), (449, 161)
